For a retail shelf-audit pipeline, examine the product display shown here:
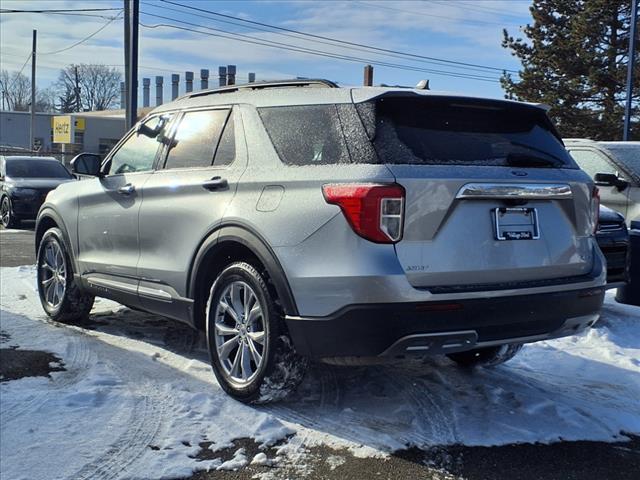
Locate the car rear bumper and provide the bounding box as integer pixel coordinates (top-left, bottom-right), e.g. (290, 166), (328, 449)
(285, 286), (604, 358)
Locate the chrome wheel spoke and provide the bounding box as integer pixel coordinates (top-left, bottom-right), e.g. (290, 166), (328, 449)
(217, 335), (240, 361)
(41, 276), (55, 287)
(240, 343), (252, 379)
(247, 338), (263, 366)
(247, 330), (265, 345)
(247, 304), (262, 325)
(215, 322), (239, 336)
(219, 299), (240, 323)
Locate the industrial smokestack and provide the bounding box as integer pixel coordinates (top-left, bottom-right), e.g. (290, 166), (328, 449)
(248, 72), (256, 83)
(219, 66), (227, 87)
(142, 78), (150, 107)
(171, 74), (179, 100)
(155, 76), (163, 106)
(227, 65), (236, 85)
(200, 69), (209, 90)
(185, 71), (193, 93)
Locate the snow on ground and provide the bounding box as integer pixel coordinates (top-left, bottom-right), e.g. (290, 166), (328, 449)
(1, 265), (639, 480)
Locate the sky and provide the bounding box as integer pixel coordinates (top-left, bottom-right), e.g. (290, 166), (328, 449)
(0, 0), (534, 105)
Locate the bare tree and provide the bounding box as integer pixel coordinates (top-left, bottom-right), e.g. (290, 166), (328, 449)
(1, 69), (31, 111)
(55, 64), (121, 112)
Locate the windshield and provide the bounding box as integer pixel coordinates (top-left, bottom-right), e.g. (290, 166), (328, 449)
(361, 96), (576, 168)
(602, 144), (640, 178)
(6, 159), (72, 179)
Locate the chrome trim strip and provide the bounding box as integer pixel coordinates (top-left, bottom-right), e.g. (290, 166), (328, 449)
(456, 183), (572, 200)
(138, 285), (173, 301)
(86, 276), (138, 295)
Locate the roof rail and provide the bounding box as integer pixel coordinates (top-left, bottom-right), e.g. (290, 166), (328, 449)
(183, 79), (339, 100)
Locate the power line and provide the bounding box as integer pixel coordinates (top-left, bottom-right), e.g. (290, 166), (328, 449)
(40, 11), (123, 56)
(158, 0), (517, 74)
(139, 14), (501, 83)
(141, 0), (507, 76)
(3, 53), (33, 93)
(0, 8), (121, 13)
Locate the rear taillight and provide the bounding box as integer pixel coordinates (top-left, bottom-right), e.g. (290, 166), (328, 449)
(322, 183), (405, 243)
(591, 186), (600, 233)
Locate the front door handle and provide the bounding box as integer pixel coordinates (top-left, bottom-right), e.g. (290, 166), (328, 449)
(117, 184), (135, 195)
(202, 176), (228, 191)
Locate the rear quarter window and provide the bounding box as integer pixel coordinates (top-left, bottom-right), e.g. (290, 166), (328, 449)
(257, 104), (376, 165)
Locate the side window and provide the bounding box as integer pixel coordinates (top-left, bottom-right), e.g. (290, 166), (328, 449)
(107, 117), (163, 175)
(569, 149), (616, 179)
(164, 109), (229, 169)
(214, 111), (236, 166)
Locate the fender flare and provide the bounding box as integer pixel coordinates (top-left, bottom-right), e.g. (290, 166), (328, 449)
(188, 224), (299, 316)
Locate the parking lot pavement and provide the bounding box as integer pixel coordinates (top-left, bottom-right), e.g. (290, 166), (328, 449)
(0, 224), (36, 267)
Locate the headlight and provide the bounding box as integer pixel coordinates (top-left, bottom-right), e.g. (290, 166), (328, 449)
(11, 188), (39, 198)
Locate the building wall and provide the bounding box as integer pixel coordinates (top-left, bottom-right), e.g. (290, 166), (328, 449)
(0, 111), (126, 158)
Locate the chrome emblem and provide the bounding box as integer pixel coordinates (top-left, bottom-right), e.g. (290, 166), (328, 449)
(511, 170), (528, 177)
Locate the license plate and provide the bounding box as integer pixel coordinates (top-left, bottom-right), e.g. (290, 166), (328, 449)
(494, 207), (539, 241)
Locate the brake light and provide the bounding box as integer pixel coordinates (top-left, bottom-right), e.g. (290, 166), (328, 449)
(322, 183), (405, 243)
(591, 186), (600, 233)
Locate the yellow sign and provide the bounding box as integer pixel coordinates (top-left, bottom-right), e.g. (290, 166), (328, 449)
(53, 116), (74, 144)
(75, 118), (85, 131)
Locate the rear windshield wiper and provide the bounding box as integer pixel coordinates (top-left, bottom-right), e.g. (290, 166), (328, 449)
(506, 152), (561, 168)
(507, 141), (567, 167)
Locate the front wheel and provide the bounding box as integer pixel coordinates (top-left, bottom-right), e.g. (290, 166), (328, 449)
(447, 344), (523, 368)
(37, 228), (94, 322)
(206, 262), (307, 403)
(1, 196), (18, 228)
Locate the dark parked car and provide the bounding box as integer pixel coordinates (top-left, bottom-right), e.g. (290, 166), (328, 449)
(595, 205), (630, 287)
(0, 156), (74, 228)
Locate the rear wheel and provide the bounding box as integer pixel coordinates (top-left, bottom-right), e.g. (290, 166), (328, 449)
(37, 228), (94, 322)
(206, 261), (307, 403)
(447, 344), (523, 368)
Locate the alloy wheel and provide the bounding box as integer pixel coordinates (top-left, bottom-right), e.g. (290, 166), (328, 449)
(1, 198), (10, 228)
(213, 280), (266, 385)
(39, 239), (67, 309)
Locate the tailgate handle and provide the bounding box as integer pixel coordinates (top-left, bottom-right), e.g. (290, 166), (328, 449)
(456, 183), (572, 200)
(202, 176), (228, 191)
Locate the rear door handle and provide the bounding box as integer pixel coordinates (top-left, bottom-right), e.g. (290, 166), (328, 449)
(117, 184), (135, 195)
(202, 176), (228, 191)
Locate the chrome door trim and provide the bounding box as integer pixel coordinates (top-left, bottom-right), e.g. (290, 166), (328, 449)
(456, 183), (572, 200)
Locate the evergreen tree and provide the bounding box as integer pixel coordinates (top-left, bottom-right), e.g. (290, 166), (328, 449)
(501, 0), (638, 140)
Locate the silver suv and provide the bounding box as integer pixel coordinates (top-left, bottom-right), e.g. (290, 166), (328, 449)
(35, 80), (606, 403)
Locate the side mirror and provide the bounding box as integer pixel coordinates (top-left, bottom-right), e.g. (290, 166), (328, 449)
(594, 172), (628, 191)
(71, 153), (102, 177)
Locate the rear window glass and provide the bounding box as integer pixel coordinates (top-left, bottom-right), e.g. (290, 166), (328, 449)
(258, 104), (376, 165)
(6, 159), (72, 178)
(360, 96), (576, 168)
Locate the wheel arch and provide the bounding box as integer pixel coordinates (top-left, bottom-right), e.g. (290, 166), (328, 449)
(35, 208), (75, 268)
(188, 224), (298, 331)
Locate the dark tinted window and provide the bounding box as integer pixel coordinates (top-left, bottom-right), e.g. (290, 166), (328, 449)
(602, 144), (640, 179)
(165, 109), (229, 169)
(108, 116), (164, 175)
(258, 105), (352, 165)
(362, 97), (575, 168)
(6, 159), (72, 178)
(214, 112), (235, 166)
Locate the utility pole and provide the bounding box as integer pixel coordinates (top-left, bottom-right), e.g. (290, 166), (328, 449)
(623, 0), (638, 141)
(30, 29), (36, 151)
(74, 66), (81, 112)
(124, 0), (139, 130)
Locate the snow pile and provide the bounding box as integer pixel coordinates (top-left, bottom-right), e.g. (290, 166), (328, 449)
(1, 265), (639, 479)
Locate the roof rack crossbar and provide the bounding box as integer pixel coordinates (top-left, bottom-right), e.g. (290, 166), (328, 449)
(182, 79), (338, 100)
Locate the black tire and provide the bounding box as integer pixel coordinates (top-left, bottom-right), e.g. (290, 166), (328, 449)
(37, 227), (94, 323)
(206, 261), (307, 404)
(1, 196), (18, 229)
(447, 344), (523, 368)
